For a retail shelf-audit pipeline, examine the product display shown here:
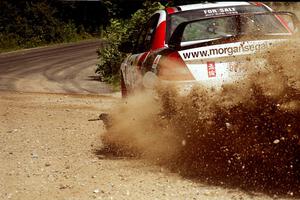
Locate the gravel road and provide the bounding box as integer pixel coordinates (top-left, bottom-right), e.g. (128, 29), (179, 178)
(0, 40), (111, 94)
(0, 41), (295, 200)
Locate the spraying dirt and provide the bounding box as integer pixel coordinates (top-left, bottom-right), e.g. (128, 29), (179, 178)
(101, 38), (300, 196)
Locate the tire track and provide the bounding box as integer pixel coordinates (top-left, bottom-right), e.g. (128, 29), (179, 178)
(0, 40), (112, 94)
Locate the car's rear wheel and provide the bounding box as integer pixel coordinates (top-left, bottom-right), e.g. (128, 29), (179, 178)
(120, 73), (128, 98)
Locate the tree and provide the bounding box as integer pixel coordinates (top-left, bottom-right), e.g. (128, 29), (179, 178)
(0, 0), (105, 51)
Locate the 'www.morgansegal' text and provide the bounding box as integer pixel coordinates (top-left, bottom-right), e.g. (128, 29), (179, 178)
(182, 42), (270, 59)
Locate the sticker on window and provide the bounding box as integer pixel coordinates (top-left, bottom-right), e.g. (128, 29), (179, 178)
(203, 7), (238, 17)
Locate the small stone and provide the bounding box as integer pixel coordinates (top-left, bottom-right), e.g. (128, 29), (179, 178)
(273, 139), (280, 144)
(31, 152), (39, 159)
(59, 184), (70, 189)
(48, 175), (55, 181)
(45, 162), (51, 167)
(7, 193), (13, 199)
(97, 155), (105, 159)
(93, 189), (100, 193)
(225, 122), (231, 129)
(289, 191), (294, 196)
(181, 140), (186, 146)
(64, 175), (69, 179)
(59, 185), (66, 189)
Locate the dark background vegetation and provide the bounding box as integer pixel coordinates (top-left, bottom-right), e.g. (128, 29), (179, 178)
(0, 0), (108, 52)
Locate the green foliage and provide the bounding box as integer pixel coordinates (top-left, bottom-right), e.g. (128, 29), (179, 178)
(102, 0), (145, 19)
(0, 1), (94, 52)
(96, 19), (128, 83)
(96, 1), (164, 83)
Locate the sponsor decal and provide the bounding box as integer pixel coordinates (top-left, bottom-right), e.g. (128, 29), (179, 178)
(186, 63), (229, 81)
(179, 40), (283, 61)
(207, 62), (216, 77)
(152, 55), (161, 73)
(203, 7), (238, 17)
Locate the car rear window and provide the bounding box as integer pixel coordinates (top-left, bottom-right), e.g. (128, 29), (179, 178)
(166, 5), (280, 43)
(180, 14), (290, 44)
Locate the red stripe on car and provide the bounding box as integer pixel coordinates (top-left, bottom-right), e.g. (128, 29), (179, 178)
(166, 7), (176, 14)
(152, 21), (166, 50)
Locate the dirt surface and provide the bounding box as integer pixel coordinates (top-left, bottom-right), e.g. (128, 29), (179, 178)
(0, 41), (297, 200)
(1, 91), (285, 200)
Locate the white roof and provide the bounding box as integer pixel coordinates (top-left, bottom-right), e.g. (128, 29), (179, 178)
(178, 2), (251, 11)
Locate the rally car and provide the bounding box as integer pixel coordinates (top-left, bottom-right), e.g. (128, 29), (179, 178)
(119, 1), (299, 97)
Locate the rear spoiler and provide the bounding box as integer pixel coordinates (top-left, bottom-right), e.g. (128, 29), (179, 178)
(168, 11), (300, 50)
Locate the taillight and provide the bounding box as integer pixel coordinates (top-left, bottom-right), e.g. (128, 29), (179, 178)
(158, 52), (195, 81)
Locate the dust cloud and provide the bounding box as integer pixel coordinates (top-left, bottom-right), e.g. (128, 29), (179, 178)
(101, 38), (300, 195)
(100, 90), (180, 161)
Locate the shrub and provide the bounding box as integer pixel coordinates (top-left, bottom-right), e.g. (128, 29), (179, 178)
(96, 1), (164, 84)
